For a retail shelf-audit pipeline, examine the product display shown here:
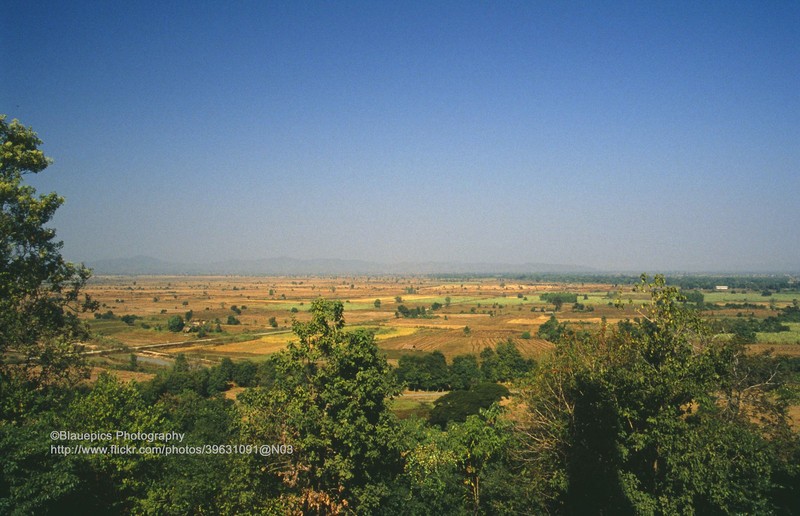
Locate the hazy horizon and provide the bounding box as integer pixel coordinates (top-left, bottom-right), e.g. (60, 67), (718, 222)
(84, 254), (799, 276)
(4, 2), (798, 273)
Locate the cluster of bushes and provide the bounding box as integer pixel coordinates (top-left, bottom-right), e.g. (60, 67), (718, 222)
(428, 382), (509, 428)
(779, 303), (800, 322)
(396, 304), (429, 318)
(140, 355), (274, 401)
(537, 315), (569, 342)
(396, 341), (533, 391)
(712, 316), (791, 344)
(93, 311), (141, 324)
(709, 304), (799, 344)
(539, 292), (577, 310)
(681, 289), (705, 308)
(705, 302), (767, 310)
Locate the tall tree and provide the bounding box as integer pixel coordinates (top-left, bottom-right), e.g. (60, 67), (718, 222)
(0, 116), (97, 417)
(236, 298), (402, 513)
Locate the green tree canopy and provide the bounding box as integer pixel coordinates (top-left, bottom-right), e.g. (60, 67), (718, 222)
(1, 116), (97, 416)
(236, 299), (403, 513)
(515, 275), (799, 514)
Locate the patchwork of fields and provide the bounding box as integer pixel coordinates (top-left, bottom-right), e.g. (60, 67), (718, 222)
(81, 275), (800, 373)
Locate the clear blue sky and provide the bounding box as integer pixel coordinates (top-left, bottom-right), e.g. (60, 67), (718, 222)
(3, 1), (799, 272)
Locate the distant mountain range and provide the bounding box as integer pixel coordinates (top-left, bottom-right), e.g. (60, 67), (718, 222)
(85, 255), (597, 276)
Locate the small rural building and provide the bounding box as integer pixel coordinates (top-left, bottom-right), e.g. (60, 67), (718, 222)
(715, 285), (729, 291)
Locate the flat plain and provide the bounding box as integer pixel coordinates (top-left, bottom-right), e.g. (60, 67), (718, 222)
(80, 275), (800, 375)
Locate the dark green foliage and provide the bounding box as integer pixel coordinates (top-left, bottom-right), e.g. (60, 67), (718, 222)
(493, 340), (533, 381)
(760, 316), (791, 332)
(478, 341), (532, 382)
(268, 316), (278, 328)
(139, 391), (237, 514)
(167, 315), (184, 332)
(423, 351), (450, 390)
(225, 314), (240, 325)
(449, 354), (481, 390)
(1, 116), (97, 414)
(682, 289), (705, 308)
(120, 314), (138, 325)
(428, 383), (509, 428)
(516, 275), (799, 514)
(236, 298), (402, 513)
(396, 304), (428, 318)
(537, 315), (568, 342)
(231, 360), (257, 387)
(731, 318), (758, 344)
(479, 347), (497, 381)
(540, 292), (577, 310)
(140, 354), (211, 401)
(400, 406), (526, 515)
(712, 315), (791, 344)
(397, 351), (450, 391)
(778, 304), (800, 322)
(254, 358), (279, 388)
(539, 292), (578, 303)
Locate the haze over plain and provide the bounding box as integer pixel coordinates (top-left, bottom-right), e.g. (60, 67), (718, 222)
(3, 2), (798, 272)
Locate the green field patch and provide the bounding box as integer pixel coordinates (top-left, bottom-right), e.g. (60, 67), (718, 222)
(341, 302), (379, 311)
(757, 323), (800, 344)
(389, 391), (447, 420)
(705, 291), (800, 304)
(392, 295), (485, 307)
(260, 301), (310, 311)
(475, 296), (535, 306)
(575, 294), (619, 305)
